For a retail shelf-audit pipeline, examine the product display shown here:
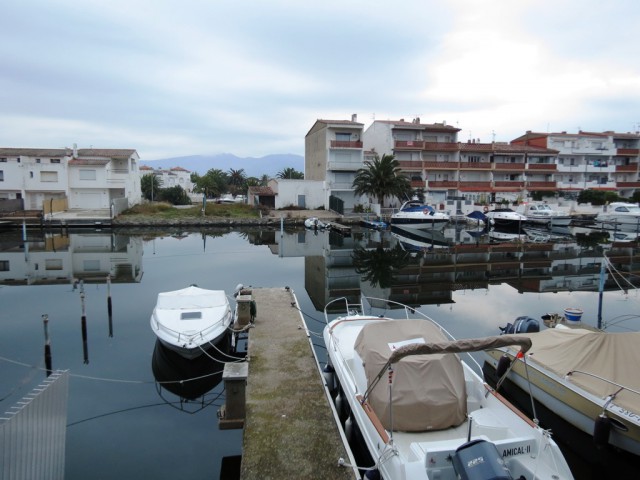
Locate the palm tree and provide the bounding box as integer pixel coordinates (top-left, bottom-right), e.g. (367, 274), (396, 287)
(141, 173), (161, 201)
(227, 168), (247, 195)
(191, 169), (228, 198)
(352, 154), (412, 206)
(277, 167), (304, 179)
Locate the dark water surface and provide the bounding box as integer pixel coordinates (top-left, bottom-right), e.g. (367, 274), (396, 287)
(1, 226), (638, 478)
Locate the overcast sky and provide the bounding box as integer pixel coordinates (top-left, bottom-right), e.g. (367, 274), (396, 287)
(2, 0), (640, 160)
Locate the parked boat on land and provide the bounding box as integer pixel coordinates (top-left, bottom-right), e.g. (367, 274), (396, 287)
(518, 203), (573, 228)
(595, 202), (640, 231)
(323, 296), (573, 480)
(150, 285), (234, 359)
(390, 199), (450, 230)
(485, 314), (640, 456)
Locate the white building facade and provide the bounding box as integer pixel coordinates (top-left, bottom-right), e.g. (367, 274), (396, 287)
(0, 147), (141, 210)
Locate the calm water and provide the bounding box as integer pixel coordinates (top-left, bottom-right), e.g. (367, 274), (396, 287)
(1, 225), (639, 479)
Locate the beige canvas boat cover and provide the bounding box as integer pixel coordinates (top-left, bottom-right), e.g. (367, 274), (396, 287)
(354, 320), (466, 432)
(519, 328), (640, 414)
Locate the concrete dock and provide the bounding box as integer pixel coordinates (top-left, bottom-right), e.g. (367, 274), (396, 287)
(239, 287), (357, 480)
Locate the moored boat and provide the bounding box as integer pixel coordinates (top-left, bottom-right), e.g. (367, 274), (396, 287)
(150, 285), (234, 359)
(304, 217), (331, 230)
(519, 203), (573, 228)
(485, 316), (640, 456)
(484, 208), (527, 229)
(390, 199), (450, 230)
(595, 202), (640, 231)
(323, 296), (573, 480)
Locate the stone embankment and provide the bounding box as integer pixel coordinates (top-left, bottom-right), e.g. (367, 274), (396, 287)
(112, 210), (362, 228)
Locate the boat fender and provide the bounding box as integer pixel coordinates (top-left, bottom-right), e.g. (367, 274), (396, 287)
(483, 206), (489, 213)
(364, 469), (380, 480)
(250, 300), (257, 322)
(593, 414), (611, 449)
(345, 415), (354, 442)
(336, 391), (348, 423)
(496, 355), (511, 379)
(322, 364), (335, 393)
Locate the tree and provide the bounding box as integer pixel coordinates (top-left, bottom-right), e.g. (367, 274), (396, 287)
(227, 168), (247, 195)
(259, 174), (270, 186)
(352, 154), (412, 206)
(141, 173), (161, 201)
(191, 169), (228, 198)
(577, 189), (620, 206)
(277, 167), (304, 179)
(158, 185), (191, 205)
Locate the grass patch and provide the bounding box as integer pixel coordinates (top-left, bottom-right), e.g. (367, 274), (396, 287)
(120, 202), (261, 219)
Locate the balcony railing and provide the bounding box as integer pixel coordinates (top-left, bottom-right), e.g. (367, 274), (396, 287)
(411, 180), (426, 188)
(395, 140), (425, 150)
(527, 181), (557, 189)
(327, 161), (363, 171)
(617, 181), (640, 188)
(397, 161), (423, 170)
(458, 181), (492, 190)
(459, 162), (492, 170)
(527, 163), (557, 171)
(617, 148), (640, 155)
(494, 163), (525, 171)
(330, 140), (362, 149)
(423, 161), (459, 169)
(428, 181), (457, 188)
(615, 164), (638, 172)
(494, 181), (525, 189)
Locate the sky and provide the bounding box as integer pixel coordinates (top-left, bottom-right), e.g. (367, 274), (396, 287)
(2, 0), (640, 161)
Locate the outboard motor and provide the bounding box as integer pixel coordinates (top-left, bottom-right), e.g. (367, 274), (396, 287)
(499, 316), (540, 335)
(452, 439), (513, 480)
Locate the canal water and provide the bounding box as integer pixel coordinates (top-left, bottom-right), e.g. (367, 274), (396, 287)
(0, 225), (638, 479)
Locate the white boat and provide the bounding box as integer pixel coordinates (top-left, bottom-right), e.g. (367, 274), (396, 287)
(323, 297), (573, 480)
(485, 324), (640, 456)
(390, 225), (451, 251)
(217, 194), (236, 204)
(595, 202), (640, 231)
(484, 208), (527, 229)
(520, 203), (573, 228)
(150, 285), (233, 359)
(390, 200), (450, 230)
(304, 217), (330, 230)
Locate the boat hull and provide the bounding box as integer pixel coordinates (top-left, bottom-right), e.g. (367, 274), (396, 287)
(485, 348), (640, 456)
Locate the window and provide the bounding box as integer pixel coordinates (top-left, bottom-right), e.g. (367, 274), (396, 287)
(41, 171), (58, 182)
(335, 132), (351, 142)
(83, 259), (100, 271)
(30, 171), (34, 178)
(36, 158), (41, 163)
(468, 156), (480, 163)
(0, 170), (3, 181)
(79, 169), (97, 180)
(45, 259), (63, 270)
(0, 158), (6, 162)
(0, 260), (9, 271)
(50, 158), (60, 164)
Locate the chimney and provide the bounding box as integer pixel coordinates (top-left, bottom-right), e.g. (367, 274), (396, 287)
(351, 113), (357, 122)
(73, 143), (78, 158)
(413, 117), (420, 124)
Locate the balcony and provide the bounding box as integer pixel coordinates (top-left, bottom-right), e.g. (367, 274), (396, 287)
(398, 161), (423, 171)
(617, 181), (640, 188)
(527, 181), (557, 190)
(411, 179), (426, 188)
(394, 140), (424, 150)
(494, 181), (525, 190)
(327, 161), (363, 171)
(615, 164), (639, 172)
(494, 163), (525, 171)
(458, 181), (492, 191)
(617, 148), (640, 155)
(423, 161), (460, 170)
(428, 181), (457, 188)
(527, 163), (557, 172)
(459, 162), (492, 170)
(330, 140), (362, 149)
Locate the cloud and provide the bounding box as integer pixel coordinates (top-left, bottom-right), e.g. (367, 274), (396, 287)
(1, 0), (639, 159)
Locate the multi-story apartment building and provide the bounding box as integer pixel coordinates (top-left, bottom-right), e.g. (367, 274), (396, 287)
(511, 130), (640, 198)
(305, 115), (364, 211)
(0, 146), (141, 209)
(362, 118), (560, 206)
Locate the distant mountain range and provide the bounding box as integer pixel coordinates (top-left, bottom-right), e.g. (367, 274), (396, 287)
(140, 153), (304, 178)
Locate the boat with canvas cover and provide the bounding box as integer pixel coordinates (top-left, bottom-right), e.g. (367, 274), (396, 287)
(150, 285), (234, 359)
(323, 296), (573, 480)
(485, 324), (640, 456)
(390, 199), (450, 230)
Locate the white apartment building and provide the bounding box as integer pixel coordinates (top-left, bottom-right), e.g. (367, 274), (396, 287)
(305, 115), (366, 212)
(0, 146), (141, 210)
(139, 165), (194, 193)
